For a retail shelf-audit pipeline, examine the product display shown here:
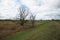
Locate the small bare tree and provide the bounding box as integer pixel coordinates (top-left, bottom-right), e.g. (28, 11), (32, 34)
(19, 8), (29, 26)
(30, 13), (36, 27)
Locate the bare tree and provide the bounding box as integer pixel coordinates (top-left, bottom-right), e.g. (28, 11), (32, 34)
(30, 13), (36, 27)
(19, 8), (29, 26)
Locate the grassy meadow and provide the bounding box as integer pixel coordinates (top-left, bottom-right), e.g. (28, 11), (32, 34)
(0, 20), (60, 40)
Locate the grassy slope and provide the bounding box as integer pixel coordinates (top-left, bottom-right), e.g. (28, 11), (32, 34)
(5, 21), (60, 40)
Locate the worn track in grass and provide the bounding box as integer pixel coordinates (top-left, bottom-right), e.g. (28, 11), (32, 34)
(4, 21), (60, 40)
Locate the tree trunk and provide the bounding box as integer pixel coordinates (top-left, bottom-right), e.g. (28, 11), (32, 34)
(20, 18), (24, 26)
(32, 20), (35, 27)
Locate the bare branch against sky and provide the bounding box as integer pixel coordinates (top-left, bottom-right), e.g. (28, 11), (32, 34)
(0, 0), (60, 20)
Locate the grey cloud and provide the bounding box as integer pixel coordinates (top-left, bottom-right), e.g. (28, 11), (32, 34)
(0, 0), (1, 2)
(54, 0), (60, 8)
(44, 11), (60, 20)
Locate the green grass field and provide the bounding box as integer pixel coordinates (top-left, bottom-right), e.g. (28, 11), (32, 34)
(4, 21), (60, 40)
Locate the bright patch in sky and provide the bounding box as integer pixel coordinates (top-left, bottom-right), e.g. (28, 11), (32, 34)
(0, 0), (60, 20)
(0, 0), (19, 19)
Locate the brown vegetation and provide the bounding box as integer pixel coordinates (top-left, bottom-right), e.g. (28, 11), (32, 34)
(0, 20), (40, 39)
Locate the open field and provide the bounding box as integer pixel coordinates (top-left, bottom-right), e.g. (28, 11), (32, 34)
(0, 20), (40, 40)
(0, 20), (60, 40)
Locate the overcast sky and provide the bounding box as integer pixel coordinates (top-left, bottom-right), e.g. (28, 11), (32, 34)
(0, 0), (60, 20)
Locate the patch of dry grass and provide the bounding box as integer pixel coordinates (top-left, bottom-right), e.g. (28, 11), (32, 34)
(0, 20), (40, 39)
